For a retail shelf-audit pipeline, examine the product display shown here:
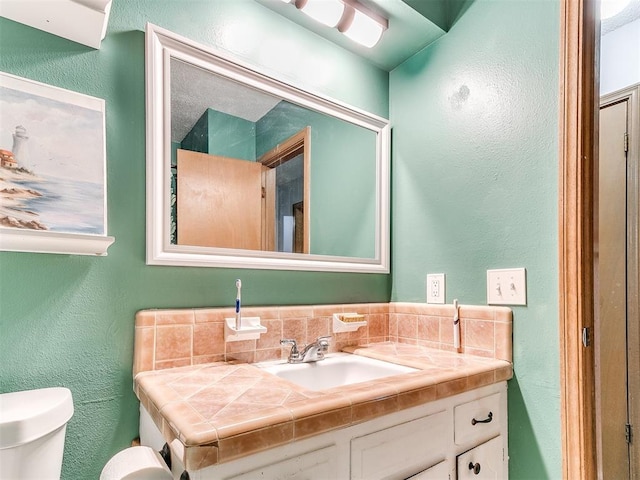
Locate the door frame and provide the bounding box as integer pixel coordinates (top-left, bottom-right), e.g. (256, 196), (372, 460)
(258, 127), (311, 254)
(558, 0), (598, 477)
(561, 1), (640, 476)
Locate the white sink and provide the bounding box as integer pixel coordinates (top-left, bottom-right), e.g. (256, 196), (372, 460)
(257, 354), (417, 391)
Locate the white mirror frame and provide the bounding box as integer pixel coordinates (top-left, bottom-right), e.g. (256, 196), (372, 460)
(145, 24), (390, 273)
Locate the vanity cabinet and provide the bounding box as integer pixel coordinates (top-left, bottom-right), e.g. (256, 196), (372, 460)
(348, 387), (505, 480)
(152, 382), (508, 480)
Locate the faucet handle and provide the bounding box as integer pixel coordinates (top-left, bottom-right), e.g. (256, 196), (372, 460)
(280, 338), (298, 350)
(316, 335), (331, 350)
(280, 338), (299, 353)
(281, 339), (301, 362)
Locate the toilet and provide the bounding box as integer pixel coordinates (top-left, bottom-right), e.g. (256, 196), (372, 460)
(0, 387), (74, 479)
(0, 386), (171, 480)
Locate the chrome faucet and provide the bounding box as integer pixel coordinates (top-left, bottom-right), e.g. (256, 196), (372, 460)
(281, 336), (331, 363)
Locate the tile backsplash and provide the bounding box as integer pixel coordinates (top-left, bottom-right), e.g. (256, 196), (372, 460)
(134, 302), (512, 376)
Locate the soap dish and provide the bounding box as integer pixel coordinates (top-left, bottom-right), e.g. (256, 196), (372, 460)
(224, 317), (267, 342)
(332, 313), (367, 333)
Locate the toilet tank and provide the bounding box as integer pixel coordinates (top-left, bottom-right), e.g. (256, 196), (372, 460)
(0, 387), (74, 479)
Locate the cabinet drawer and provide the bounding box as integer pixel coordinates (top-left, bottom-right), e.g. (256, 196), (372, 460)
(351, 410), (449, 480)
(454, 393), (501, 446)
(456, 436), (504, 479)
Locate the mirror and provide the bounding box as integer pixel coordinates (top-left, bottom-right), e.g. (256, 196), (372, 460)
(146, 24), (390, 273)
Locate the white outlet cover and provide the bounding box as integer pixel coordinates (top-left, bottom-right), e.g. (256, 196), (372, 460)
(426, 273), (445, 304)
(487, 268), (527, 305)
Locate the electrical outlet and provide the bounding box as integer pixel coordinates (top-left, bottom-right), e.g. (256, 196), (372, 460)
(426, 273), (445, 304)
(487, 268), (527, 305)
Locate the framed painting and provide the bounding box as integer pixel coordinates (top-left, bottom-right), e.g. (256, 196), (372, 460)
(0, 72), (114, 255)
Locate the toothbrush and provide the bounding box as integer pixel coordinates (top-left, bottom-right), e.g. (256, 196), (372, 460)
(235, 279), (242, 331)
(453, 299), (461, 351)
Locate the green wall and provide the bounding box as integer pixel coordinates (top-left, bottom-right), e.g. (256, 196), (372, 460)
(390, 0), (561, 478)
(0, 1), (389, 478)
(207, 109), (257, 160)
(256, 101), (377, 258)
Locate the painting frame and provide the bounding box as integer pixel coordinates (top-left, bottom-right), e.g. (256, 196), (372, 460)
(0, 71), (114, 256)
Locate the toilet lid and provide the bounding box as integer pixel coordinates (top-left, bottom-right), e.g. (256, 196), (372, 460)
(0, 387), (74, 448)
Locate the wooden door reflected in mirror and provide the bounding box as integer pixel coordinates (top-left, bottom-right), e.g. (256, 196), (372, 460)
(177, 128), (309, 253)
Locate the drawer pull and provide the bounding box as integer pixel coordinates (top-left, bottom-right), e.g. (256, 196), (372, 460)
(468, 462), (481, 475)
(471, 411), (493, 425)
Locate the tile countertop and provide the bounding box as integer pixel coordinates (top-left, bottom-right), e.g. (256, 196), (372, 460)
(134, 342), (513, 471)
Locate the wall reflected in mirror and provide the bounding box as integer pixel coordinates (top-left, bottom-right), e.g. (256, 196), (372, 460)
(170, 58), (377, 259)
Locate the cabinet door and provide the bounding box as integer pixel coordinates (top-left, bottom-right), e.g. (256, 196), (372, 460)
(351, 410), (449, 480)
(456, 436), (504, 480)
(226, 444), (337, 480)
(406, 460), (451, 479)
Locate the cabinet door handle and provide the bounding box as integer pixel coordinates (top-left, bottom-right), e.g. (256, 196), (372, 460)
(471, 411), (493, 425)
(468, 462), (481, 475)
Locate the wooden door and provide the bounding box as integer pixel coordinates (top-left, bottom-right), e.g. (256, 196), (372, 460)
(176, 149), (262, 250)
(596, 98), (630, 479)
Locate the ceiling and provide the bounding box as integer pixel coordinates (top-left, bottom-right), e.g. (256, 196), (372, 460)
(171, 59), (281, 142)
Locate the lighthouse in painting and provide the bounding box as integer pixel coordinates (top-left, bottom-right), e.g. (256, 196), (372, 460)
(11, 125), (30, 170)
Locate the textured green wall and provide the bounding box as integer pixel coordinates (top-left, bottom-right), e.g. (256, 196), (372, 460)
(390, 0), (561, 478)
(0, 1), (389, 478)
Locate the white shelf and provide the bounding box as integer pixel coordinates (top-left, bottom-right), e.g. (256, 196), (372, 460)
(0, 0), (112, 49)
(0, 228), (115, 256)
(224, 317), (267, 342)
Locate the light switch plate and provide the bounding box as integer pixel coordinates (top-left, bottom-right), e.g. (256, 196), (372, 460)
(426, 273), (445, 304)
(487, 268), (527, 305)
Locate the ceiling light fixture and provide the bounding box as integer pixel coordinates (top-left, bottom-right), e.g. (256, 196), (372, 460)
(294, 0), (345, 28)
(282, 0), (388, 48)
(338, 1), (387, 48)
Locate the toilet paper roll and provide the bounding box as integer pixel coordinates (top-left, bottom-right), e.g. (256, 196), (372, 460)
(100, 446), (173, 480)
